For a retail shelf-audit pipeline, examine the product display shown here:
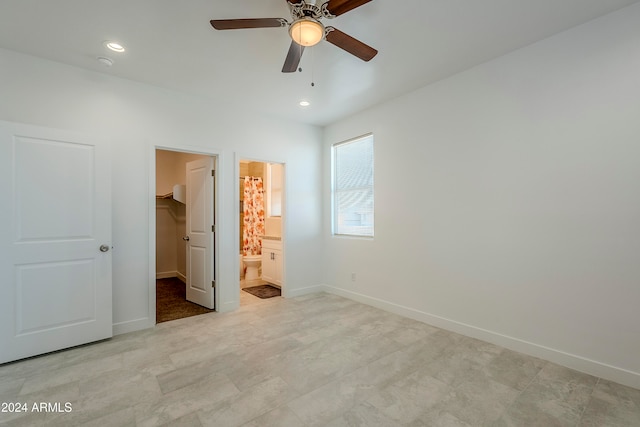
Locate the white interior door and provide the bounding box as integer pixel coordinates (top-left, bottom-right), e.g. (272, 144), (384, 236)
(185, 157), (215, 309)
(0, 121), (112, 364)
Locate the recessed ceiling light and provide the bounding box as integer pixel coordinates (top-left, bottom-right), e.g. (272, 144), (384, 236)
(104, 41), (125, 53)
(97, 57), (113, 67)
(299, 100), (310, 107)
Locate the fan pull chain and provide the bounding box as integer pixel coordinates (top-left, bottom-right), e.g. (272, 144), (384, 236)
(297, 47), (316, 87)
(311, 46), (315, 87)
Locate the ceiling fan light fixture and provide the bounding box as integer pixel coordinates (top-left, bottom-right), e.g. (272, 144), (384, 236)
(289, 17), (324, 47)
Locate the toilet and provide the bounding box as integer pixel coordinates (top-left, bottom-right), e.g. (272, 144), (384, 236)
(243, 254), (262, 281)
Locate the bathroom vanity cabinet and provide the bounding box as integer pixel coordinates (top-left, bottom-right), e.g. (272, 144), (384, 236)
(261, 239), (282, 286)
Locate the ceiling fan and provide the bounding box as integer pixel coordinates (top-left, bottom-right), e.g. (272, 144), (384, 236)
(210, 0), (378, 73)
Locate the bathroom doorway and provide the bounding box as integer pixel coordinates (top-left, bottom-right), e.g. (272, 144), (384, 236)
(155, 148), (217, 322)
(239, 159), (285, 306)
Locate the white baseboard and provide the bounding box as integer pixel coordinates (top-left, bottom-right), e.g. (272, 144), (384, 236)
(322, 284), (640, 390)
(156, 271), (186, 281)
(156, 271), (176, 279)
(113, 317), (154, 336)
(219, 300), (238, 313)
(285, 284), (324, 298)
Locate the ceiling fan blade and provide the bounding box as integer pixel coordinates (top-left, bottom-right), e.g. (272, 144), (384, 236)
(325, 27), (378, 62)
(210, 18), (287, 30)
(324, 0), (372, 17)
(282, 41), (305, 73)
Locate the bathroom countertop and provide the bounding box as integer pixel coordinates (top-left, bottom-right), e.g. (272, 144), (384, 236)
(261, 235), (281, 241)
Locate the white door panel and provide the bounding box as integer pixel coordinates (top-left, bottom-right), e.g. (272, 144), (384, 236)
(16, 259), (96, 334)
(0, 121), (112, 364)
(189, 246), (206, 291)
(14, 137), (95, 241)
(185, 157), (215, 309)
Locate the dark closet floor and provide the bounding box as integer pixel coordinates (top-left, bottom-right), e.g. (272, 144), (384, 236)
(156, 277), (214, 323)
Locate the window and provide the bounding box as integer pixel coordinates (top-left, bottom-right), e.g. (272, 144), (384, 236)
(332, 134), (374, 237)
(267, 163), (283, 217)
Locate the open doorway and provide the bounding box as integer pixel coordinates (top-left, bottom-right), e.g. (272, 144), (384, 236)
(239, 159), (285, 306)
(155, 149), (217, 322)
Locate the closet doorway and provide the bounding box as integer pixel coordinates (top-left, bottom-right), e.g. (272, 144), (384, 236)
(155, 149), (217, 322)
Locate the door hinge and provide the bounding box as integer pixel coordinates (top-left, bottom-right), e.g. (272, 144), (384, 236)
(212, 280), (216, 288)
(211, 170), (215, 177)
(212, 225), (215, 232)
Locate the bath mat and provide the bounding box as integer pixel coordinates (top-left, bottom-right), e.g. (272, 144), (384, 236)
(243, 284), (281, 299)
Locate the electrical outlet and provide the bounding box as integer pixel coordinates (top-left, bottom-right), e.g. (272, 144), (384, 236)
(351, 273), (356, 282)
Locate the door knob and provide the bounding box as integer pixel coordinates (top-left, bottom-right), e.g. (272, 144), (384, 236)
(183, 236), (190, 241)
(99, 244), (110, 252)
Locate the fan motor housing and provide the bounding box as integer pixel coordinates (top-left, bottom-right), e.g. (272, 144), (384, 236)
(289, 1), (329, 20)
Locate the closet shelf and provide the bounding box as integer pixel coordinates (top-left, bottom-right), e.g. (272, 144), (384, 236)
(156, 184), (186, 204)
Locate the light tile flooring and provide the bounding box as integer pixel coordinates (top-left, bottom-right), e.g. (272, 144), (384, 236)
(1, 293), (639, 426)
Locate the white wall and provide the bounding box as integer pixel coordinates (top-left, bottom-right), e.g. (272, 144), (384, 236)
(155, 199), (180, 278)
(0, 47), (324, 333)
(156, 150), (211, 195)
(323, 4), (640, 388)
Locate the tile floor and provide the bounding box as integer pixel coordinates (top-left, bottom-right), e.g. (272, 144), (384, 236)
(1, 293), (639, 426)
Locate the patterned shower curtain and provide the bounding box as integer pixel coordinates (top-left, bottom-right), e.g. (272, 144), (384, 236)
(242, 177), (265, 255)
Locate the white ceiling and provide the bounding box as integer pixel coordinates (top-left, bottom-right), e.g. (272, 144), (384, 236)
(1, 0), (638, 126)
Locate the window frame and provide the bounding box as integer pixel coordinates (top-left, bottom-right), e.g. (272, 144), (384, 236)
(331, 133), (374, 238)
